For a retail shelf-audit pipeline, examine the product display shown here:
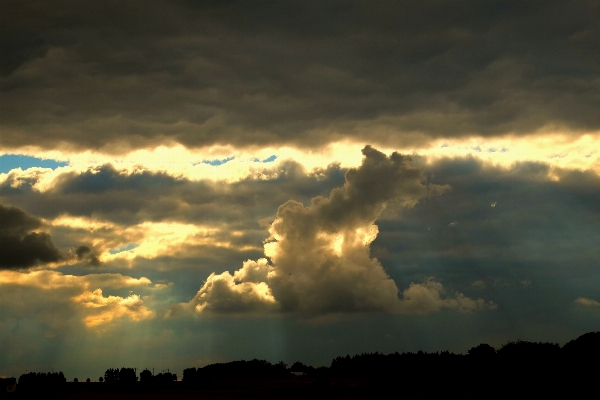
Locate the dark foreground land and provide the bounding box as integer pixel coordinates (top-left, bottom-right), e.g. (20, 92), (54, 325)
(0, 380), (527, 400)
(7, 370), (599, 400)
(5, 331), (600, 399)
(7, 379), (414, 400)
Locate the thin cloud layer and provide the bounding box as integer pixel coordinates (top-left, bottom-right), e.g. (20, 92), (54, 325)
(177, 147), (493, 315)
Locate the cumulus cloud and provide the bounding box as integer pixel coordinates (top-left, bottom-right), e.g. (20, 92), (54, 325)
(190, 268), (278, 314)
(0, 204), (62, 269)
(176, 147), (493, 315)
(72, 289), (154, 327)
(398, 278), (497, 315)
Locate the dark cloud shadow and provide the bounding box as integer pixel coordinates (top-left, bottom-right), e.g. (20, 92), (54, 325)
(0, 204), (62, 269)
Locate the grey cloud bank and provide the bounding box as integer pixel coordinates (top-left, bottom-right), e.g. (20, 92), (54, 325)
(2, 1), (600, 151)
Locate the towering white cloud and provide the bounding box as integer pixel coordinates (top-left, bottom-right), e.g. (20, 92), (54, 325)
(176, 146), (493, 315)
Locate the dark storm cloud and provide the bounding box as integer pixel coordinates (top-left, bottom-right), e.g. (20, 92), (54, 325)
(1, 0), (599, 151)
(0, 204), (62, 269)
(372, 156), (600, 322)
(74, 245), (101, 267)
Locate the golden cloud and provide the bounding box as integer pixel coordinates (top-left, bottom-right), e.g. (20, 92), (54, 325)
(0, 270), (155, 328)
(73, 289), (155, 327)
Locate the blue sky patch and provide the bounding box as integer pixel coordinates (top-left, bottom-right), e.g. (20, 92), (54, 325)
(195, 155), (277, 166)
(197, 157), (235, 166)
(108, 243), (139, 254)
(252, 155), (277, 163)
(0, 154), (69, 173)
(261, 155), (277, 163)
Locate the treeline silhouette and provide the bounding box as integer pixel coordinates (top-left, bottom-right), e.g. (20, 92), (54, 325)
(102, 368), (137, 383)
(11, 331), (600, 398)
(15, 372), (66, 389)
(183, 359), (290, 384)
(140, 369), (177, 384)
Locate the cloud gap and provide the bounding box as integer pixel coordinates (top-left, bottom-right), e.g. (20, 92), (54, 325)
(198, 157), (235, 166)
(0, 154), (68, 173)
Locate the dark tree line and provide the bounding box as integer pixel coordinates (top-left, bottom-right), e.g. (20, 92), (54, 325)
(140, 369), (177, 383)
(183, 359), (289, 385)
(180, 332), (600, 397)
(16, 372), (66, 392)
(103, 368), (137, 383)
(322, 332), (600, 397)
(12, 331), (600, 397)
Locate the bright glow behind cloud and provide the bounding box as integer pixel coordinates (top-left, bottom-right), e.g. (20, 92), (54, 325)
(3, 132), (598, 187)
(50, 216), (239, 263)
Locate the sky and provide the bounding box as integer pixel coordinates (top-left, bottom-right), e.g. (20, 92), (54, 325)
(1, 0), (600, 380)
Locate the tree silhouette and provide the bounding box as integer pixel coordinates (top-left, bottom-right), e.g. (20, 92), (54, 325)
(182, 367), (196, 383)
(104, 368), (118, 383)
(154, 371), (177, 383)
(497, 340), (560, 360)
(468, 343), (496, 358)
(562, 331), (600, 357)
(119, 367), (137, 383)
(290, 361), (308, 372)
(17, 371), (67, 392)
(140, 369), (153, 383)
(103, 368), (137, 383)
